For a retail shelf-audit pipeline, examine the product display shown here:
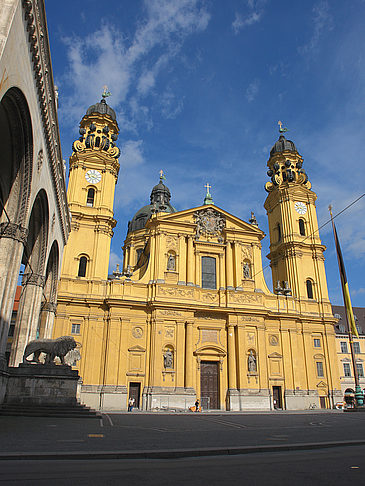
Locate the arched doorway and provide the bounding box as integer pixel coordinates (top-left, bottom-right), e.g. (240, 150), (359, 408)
(0, 87), (33, 368)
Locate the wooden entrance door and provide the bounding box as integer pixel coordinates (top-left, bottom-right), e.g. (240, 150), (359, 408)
(129, 382), (141, 409)
(200, 361), (219, 409)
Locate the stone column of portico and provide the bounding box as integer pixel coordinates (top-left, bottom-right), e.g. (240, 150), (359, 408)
(186, 236), (194, 286)
(10, 273), (45, 366)
(41, 302), (57, 338)
(185, 320), (194, 389)
(0, 223), (28, 368)
(233, 242), (242, 290)
(225, 241), (234, 289)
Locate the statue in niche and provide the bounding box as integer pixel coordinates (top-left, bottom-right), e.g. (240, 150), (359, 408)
(243, 262), (251, 279)
(164, 348), (174, 369)
(167, 254), (176, 271)
(248, 350), (257, 373)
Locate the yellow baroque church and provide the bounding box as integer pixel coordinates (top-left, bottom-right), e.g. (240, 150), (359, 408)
(53, 97), (342, 411)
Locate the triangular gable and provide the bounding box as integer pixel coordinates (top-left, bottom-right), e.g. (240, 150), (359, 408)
(128, 345), (146, 353)
(156, 204), (265, 237)
(268, 352), (283, 358)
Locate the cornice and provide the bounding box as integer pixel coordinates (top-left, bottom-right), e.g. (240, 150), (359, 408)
(22, 0), (70, 244)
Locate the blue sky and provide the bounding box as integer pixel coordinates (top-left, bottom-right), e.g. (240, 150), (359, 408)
(45, 0), (365, 306)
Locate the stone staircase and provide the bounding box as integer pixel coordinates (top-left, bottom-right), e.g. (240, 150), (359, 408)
(0, 402), (100, 418)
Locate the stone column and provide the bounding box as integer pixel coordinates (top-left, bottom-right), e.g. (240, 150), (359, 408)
(195, 250), (201, 287)
(0, 223), (28, 368)
(186, 237), (194, 286)
(185, 320), (194, 388)
(10, 273), (45, 366)
(233, 241), (242, 290)
(178, 235), (186, 285)
(39, 302), (57, 339)
(227, 324), (237, 389)
(218, 253), (225, 290)
(225, 241), (234, 289)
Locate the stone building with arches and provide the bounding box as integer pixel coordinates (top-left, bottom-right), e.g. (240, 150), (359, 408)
(52, 98), (342, 411)
(0, 0), (70, 401)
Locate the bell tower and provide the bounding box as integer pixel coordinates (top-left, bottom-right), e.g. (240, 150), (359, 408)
(61, 93), (120, 281)
(264, 125), (330, 305)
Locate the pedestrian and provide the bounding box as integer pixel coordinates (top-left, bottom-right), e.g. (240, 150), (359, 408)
(195, 398), (200, 412)
(128, 397), (134, 412)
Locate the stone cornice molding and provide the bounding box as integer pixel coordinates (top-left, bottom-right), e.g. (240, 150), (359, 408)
(22, 0), (70, 244)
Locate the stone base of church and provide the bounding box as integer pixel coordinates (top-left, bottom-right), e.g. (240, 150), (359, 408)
(0, 369), (9, 404)
(80, 384), (128, 411)
(284, 389), (319, 410)
(229, 388), (271, 411)
(142, 386), (196, 411)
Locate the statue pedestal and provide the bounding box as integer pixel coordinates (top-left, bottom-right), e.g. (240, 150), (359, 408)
(5, 364), (80, 406)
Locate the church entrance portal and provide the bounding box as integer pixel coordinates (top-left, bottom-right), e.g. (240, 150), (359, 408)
(200, 361), (219, 410)
(129, 382), (141, 409)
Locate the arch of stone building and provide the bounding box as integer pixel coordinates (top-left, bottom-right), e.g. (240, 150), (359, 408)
(194, 345), (226, 357)
(22, 189), (49, 279)
(0, 87), (33, 226)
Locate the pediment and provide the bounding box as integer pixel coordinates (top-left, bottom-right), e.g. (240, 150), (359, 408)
(316, 381), (328, 388)
(313, 353), (324, 359)
(268, 352), (282, 358)
(159, 205), (265, 237)
(128, 345), (146, 353)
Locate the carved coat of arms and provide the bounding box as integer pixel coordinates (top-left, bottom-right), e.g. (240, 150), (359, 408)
(194, 208), (225, 241)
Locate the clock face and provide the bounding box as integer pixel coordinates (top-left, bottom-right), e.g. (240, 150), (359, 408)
(85, 169), (101, 184)
(294, 201), (307, 215)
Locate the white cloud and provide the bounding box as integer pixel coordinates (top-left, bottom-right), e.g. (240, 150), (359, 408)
(245, 79), (260, 102)
(108, 251), (122, 273)
(120, 140), (145, 168)
(160, 89), (184, 119)
(59, 0), (210, 128)
(232, 0), (266, 34)
(299, 1), (334, 54)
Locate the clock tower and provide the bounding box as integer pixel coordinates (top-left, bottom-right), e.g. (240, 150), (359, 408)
(264, 129), (330, 307)
(61, 95), (120, 280)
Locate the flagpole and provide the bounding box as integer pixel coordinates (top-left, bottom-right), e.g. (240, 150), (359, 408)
(328, 205), (364, 407)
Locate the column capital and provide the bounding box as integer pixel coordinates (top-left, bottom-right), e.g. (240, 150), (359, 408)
(0, 222), (28, 244)
(41, 302), (57, 313)
(22, 273), (46, 288)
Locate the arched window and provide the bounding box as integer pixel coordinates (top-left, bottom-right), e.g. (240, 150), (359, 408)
(277, 223), (281, 242)
(306, 279), (314, 299)
(86, 188), (95, 207)
(95, 136), (100, 147)
(202, 256), (216, 289)
(299, 219), (305, 236)
(136, 248), (143, 262)
(78, 256), (87, 277)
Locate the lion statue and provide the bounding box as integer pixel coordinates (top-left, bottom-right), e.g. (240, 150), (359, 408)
(22, 336), (79, 365)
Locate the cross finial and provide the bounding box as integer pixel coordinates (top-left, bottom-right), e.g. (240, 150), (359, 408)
(159, 169), (166, 181)
(205, 183), (211, 194)
(102, 85), (111, 99)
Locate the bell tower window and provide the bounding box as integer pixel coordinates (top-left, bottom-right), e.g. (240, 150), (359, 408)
(306, 279), (314, 299)
(86, 188), (95, 207)
(299, 218), (305, 236)
(202, 256), (216, 289)
(78, 256), (88, 277)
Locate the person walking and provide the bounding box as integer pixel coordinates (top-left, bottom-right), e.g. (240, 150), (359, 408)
(195, 399), (200, 412)
(128, 397), (134, 412)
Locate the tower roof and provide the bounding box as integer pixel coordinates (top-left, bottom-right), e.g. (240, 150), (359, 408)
(270, 134), (297, 157)
(86, 98), (116, 121)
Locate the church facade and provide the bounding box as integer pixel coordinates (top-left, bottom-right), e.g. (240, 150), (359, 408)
(53, 100), (342, 411)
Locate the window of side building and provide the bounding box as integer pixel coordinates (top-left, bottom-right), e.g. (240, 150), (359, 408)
(356, 363), (364, 378)
(313, 338), (321, 348)
(340, 342), (348, 353)
(343, 363), (351, 377)
(316, 362), (324, 377)
(201, 256), (216, 289)
(353, 342), (361, 354)
(71, 323), (81, 334)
